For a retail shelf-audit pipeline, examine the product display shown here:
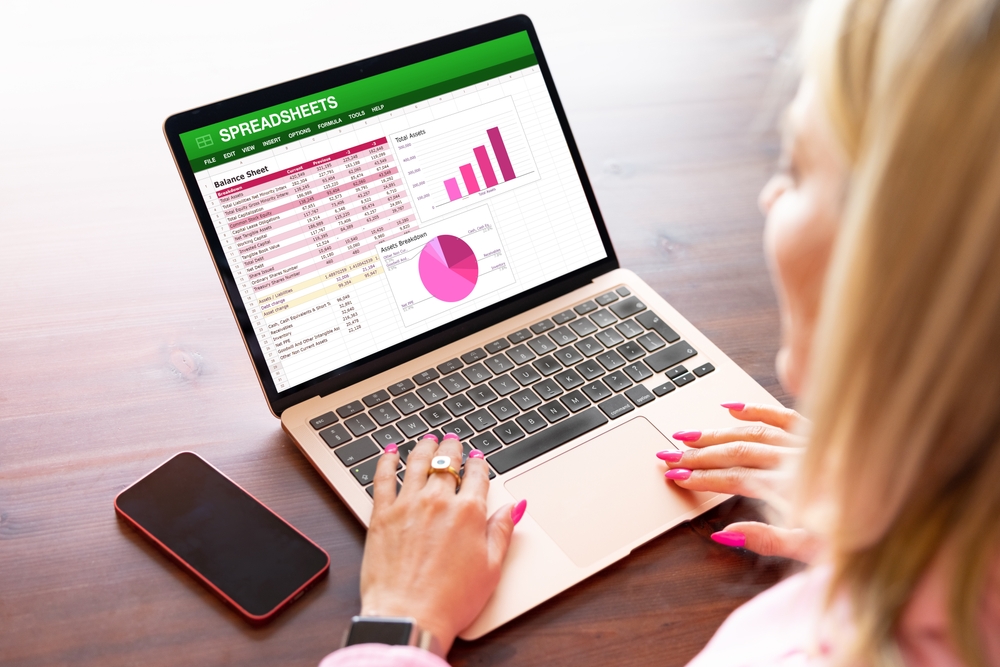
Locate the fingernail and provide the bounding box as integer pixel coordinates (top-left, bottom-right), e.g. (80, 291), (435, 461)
(468, 449), (484, 459)
(721, 403), (745, 412)
(665, 468), (692, 481)
(421, 433), (439, 443)
(711, 531), (746, 548)
(656, 450), (684, 462)
(510, 499), (527, 526)
(672, 431), (701, 442)
(443, 432), (460, 441)
(384, 443), (398, 454)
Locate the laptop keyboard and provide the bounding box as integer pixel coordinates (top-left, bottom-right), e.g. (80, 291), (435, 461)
(307, 286), (716, 498)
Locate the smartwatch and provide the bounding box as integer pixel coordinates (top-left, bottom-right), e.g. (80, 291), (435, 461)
(343, 616), (443, 656)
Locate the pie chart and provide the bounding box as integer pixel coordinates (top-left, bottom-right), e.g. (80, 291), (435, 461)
(418, 235), (479, 302)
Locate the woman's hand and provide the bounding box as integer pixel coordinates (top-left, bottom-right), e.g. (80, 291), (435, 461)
(359, 433), (524, 656)
(660, 402), (821, 562)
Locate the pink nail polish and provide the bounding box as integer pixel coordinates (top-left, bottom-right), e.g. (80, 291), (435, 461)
(656, 450), (684, 462)
(672, 431), (701, 442)
(468, 449), (484, 459)
(510, 499), (527, 526)
(384, 443), (398, 454)
(664, 468), (692, 481)
(443, 432), (460, 441)
(721, 402), (745, 412)
(422, 433), (439, 443)
(711, 531), (746, 548)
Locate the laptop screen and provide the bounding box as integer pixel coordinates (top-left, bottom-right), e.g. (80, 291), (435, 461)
(175, 30), (608, 395)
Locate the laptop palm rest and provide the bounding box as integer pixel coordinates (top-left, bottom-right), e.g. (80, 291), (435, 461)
(504, 417), (703, 568)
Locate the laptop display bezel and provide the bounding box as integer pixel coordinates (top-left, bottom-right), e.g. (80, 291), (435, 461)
(163, 14), (619, 416)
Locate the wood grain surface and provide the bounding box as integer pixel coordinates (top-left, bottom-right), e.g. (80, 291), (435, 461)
(0, 1), (799, 665)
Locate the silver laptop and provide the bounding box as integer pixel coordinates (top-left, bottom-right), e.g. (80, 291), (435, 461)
(164, 15), (779, 639)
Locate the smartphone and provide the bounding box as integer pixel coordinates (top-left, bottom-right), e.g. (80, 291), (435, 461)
(115, 452), (330, 623)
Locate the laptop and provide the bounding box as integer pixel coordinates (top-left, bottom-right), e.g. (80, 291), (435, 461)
(163, 15), (779, 639)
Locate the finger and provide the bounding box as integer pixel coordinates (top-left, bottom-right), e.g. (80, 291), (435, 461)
(371, 444), (400, 510)
(458, 449), (490, 501)
(674, 423), (803, 449)
(663, 441), (799, 471)
(485, 500), (522, 573)
(723, 403), (807, 431)
(398, 433), (440, 497)
(711, 521), (821, 562)
(425, 432), (463, 494)
(666, 466), (787, 498)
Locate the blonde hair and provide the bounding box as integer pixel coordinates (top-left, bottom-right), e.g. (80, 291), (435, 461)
(796, 0), (1000, 664)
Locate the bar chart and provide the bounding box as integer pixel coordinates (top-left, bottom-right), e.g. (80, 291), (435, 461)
(393, 97), (539, 221)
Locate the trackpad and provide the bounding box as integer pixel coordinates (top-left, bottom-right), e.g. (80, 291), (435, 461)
(504, 417), (709, 568)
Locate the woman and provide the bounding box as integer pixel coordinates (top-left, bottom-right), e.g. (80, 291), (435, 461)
(321, 0), (1000, 663)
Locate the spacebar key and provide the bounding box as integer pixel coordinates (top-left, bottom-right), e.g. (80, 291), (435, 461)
(487, 407), (608, 475)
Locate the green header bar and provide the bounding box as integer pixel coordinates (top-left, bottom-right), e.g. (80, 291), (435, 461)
(181, 32), (535, 172)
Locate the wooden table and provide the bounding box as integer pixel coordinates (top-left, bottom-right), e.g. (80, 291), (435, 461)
(0, 1), (798, 665)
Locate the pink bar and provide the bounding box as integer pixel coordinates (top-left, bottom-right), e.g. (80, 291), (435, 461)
(444, 178), (461, 201)
(486, 127), (515, 182)
(459, 164), (480, 194)
(473, 146), (498, 188)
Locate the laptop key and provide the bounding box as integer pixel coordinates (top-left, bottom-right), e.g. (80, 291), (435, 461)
(569, 318), (598, 337)
(596, 291), (619, 306)
(618, 341), (646, 361)
(552, 309), (577, 324)
(494, 422), (526, 445)
(467, 409), (498, 432)
(553, 346), (584, 366)
(575, 337), (604, 357)
(510, 388), (542, 411)
(574, 300), (598, 315)
(363, 390), (390, 407)
(440, 373), (471, 394)
(554, 369), (585, 390)
(488, 398), (520, 421)
(397, 440), (418, 463)
(533, 379), (563, 401)
(412, 368), (440, 385)
(603, 371), (633, 392)
(653, 381), (677, 396)
(470, 432), (503, 455)
(589, 309), (617, 327)
(595, 328), (625, 347)
(310, 412), (338, 430)
(334, 435), (379, 465)
(636, 332), (666, 352)
(443, 395), (474, 416)
(485, 354), (515, 374)
(625, 385), (656, 407)
(487, 407), (608, 475)
(527, 337), (557, 355)
(516, 411), (547, 434)
(437, 358), (464, 374)
(388, 379), (415, 396)
(508, 328), (533, 343)
(548, 326), (577, 346)
(673, 372), (696, 387)
(616, 286), (631, 296)
(397, 415), (428, 439)
(336, 401), (364, 418)
(582, 380), (613, 402)
(636, 310), (680, 344)
(462, 363), (493, 385)
(468, 386), (498, 406)
(440, 419), (474, 440)
(667, 365), (688, 379)
(371, 404), (401, 426)
(693, 362), (716, 377)
(646, 341), (697, 373)
(416, 382), (447, 404)
(512, 366), (542, 385)
(560, 390), (591, 412)
(488, 374), (520, 396)
(484, 338), (511, 354)
(345, 413), (377, 436)
(540, 401), (570, 423)
(506, 344), (535, 365)
(392, 392), (424, 415)
(530, 319), (555, 334)
(351, 454), (402, 486)
(461, 348), (488, 364)
(615, 319), (645, 339)
(596, 350), (626, 371)
(372, 425), (404, 447)
(532, 355), (562, 376)
(623, 360), (653, 382)
(575, 359), (606, 381)
(609, 296), (647, 319)
(320, 423), (352, 448)
(599, 394), (635, 420)
(420, 405), (452, 427)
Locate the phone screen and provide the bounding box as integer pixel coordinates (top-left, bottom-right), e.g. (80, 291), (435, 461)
(115, 452), (329, 620)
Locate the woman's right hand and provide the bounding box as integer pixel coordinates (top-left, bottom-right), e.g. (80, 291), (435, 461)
(660, 402), (821, 562)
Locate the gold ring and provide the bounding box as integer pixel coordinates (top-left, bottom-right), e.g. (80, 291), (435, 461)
(427, 455), (462, 489)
